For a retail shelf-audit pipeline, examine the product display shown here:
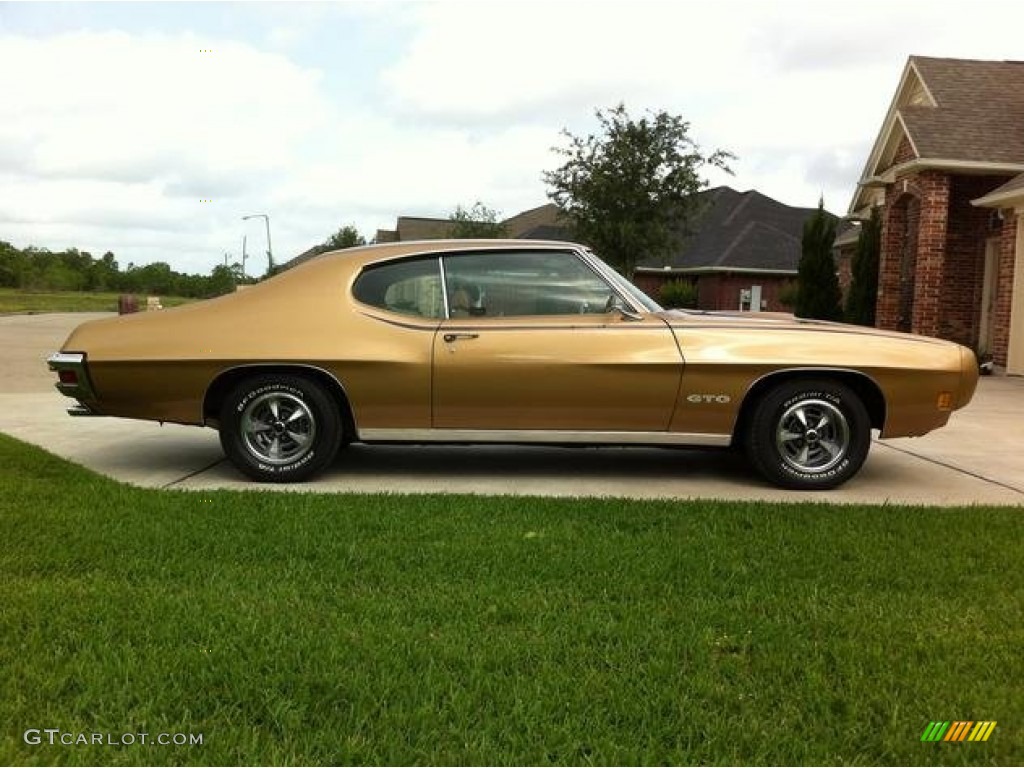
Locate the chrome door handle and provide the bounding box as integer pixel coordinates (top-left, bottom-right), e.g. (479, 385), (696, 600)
(443, 333), (479, 343)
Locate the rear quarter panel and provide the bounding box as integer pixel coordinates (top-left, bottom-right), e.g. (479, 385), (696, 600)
(60, 254), (436, 428)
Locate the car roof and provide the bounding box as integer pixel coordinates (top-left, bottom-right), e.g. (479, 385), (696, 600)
(308, 238), (587, 271)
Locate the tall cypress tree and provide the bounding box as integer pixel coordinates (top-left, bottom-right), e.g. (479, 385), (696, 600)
(844, 208), (881, 326)
(795, 200), (842, 321)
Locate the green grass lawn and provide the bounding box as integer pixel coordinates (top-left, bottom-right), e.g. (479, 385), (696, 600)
(0, 433), (1021, 765)
(0, 288), (194, 313)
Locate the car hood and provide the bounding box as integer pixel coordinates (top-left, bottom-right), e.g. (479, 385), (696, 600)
(658, 309), (957, 346)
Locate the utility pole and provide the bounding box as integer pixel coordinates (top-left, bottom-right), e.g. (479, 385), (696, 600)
(241, 235), (248, 279)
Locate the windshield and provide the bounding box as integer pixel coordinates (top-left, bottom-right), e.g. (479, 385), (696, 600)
(580, 249), (663, 313)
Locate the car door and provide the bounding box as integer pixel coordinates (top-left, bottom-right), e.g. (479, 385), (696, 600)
(432, 248), (682, 432)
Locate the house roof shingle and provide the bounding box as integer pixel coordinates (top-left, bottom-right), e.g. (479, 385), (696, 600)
(395, 216), (456, 241)
(637, 186), (830, 273)
(903, 57), (1024, 164)
(502, 203), (562, 238)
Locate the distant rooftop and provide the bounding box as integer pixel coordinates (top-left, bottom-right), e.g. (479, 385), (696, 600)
(637, 186), (833, 274)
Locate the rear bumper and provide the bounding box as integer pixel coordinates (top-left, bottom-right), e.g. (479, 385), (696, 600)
(66, 403), (99, 417)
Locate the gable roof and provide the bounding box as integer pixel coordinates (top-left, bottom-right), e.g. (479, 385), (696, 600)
(501, 203), (562, 237)
(395, 216), (456, 241)
(904, 57), (1024, 163)
(851, 56), (1024, 214)
(636, 186), (830, 274)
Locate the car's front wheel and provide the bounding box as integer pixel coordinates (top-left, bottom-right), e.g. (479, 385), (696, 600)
(745, 379), (871, 490)
(219, 374), (342, 482)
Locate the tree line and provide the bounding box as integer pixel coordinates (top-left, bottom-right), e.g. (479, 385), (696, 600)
(0, 240), (249, 298)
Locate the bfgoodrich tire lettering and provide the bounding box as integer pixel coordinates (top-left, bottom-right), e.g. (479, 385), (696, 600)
(745, 379), (871, 490)
(219, 374), (342, 483)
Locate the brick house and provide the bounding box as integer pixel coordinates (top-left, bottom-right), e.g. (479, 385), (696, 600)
(848, 56), (1024, 373)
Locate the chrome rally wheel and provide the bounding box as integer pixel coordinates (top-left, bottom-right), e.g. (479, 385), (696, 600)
(745, 379), (871, 490)
(774, 397), (850, 475)
(241, 391), (317, 466)
(219, 374), (342, 483)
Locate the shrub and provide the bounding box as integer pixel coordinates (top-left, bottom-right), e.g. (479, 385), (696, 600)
(660, 279), (699, 309)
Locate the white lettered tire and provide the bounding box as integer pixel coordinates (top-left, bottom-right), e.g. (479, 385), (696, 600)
(745, 379), (871, 490)
(219, 374), (342, 483)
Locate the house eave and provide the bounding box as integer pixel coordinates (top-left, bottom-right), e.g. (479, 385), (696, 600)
(833, 231), (861, 248)
(848, 59), (929, 215)
(972, 188), (1024, 209)
(858, 159), (1024, 187)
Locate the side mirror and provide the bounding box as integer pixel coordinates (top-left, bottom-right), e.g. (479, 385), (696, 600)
(606, 294), (643, 321)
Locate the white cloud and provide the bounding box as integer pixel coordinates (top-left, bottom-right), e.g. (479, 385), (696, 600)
(5, 0), (1024, 273)
(0, 30), (332, 270)
(380, 0), (1024, 212)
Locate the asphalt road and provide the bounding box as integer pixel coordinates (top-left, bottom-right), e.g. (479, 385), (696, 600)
(2, 311), (1022, 505)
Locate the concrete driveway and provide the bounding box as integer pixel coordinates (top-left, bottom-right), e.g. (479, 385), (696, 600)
(2, 312), (1022, 505)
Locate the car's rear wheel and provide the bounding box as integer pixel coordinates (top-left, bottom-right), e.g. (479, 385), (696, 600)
(219, 374), (342, 483)
(745, 379), (871, 490)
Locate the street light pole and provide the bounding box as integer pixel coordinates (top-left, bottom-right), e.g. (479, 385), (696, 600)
(242, 213), (274, 276)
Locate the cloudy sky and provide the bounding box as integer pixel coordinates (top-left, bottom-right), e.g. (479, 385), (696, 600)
(1, 0), (1022, 275)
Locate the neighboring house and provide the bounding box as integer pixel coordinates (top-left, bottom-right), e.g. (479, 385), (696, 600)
(373, 204), (573, 243)
(282, 205), (573, 271)
(847, 55), (1024, 373)
(500, 203), (574, 240)
(632, 187), (833, 312)
(375, 216), (459, 243)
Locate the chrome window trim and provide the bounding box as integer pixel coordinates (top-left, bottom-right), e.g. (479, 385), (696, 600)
(576, 247), (662, 313)
(357, 427), (730, 447)
(569, 248), (644, 316)
(438, 255), (451, 319)
(350, 255), (446, 321)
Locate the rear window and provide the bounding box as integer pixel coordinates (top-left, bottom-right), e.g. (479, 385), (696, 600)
(352, 258), (443, 319)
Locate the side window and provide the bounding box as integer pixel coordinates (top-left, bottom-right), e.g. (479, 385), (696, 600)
(353, 258), (443, 319)
(443, 250), (615, 318)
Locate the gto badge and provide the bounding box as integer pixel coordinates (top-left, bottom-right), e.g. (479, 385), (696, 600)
(687, 393), (731, 404)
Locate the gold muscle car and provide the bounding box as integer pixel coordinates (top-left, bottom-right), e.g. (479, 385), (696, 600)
(48, 240), (979, 489)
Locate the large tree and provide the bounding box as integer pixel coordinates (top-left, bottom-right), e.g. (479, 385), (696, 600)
(448, 202), (507, 238)
(844, 208), (881, 326)
(543, 103), (733, 277)
(795, 200), (842, 321)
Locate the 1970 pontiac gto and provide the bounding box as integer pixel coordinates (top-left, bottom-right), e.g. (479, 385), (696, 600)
(48, 240), (978, 489)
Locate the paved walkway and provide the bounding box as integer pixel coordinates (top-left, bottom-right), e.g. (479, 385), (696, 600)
(3, 312), (1022, 505)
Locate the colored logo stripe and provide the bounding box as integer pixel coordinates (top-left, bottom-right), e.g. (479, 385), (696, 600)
(921, 721), (996, 742)
(970, 721), (997, 742)
(944, 721), (972, 741)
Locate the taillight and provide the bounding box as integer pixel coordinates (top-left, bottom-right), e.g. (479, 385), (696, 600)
(58, 370), (78, 385)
